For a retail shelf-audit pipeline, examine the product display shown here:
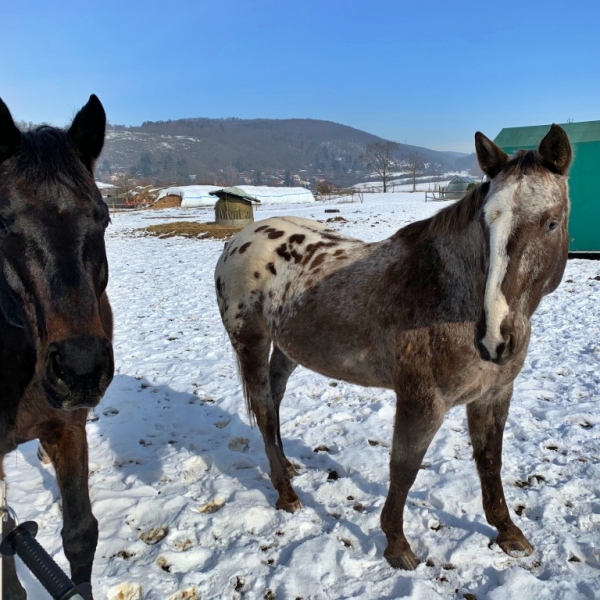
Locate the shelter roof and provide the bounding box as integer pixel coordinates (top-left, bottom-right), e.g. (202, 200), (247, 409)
(495, 120), (600, 148)
(210, 186), (262, 204)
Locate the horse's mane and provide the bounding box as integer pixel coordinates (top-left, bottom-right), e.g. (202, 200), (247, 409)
(397, 182), (490, 240)
(397, 150), (551, 240)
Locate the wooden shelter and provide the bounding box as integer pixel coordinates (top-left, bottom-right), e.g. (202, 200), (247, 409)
(210, 187), (261, 227)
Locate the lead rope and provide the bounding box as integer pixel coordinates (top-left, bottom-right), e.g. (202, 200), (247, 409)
(0, 479), (91, 600)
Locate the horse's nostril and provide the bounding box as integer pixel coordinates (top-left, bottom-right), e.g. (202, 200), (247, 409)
(47, 345), (68, 383)
(477, 340), (492, 362)
(500, 333), (516, 358)
(507, 333), (516, 354)
(50, 350), (65, 380)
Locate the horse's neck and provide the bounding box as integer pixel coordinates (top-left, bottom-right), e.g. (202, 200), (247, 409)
(391, 212), (487, 322)
(436, 218), (487, 320)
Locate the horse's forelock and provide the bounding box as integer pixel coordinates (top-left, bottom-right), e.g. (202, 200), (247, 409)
(6, 127), (97, 197)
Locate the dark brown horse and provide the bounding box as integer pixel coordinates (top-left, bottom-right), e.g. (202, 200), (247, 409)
(0, 96), (113, 598)
(215, 125), (572, 569)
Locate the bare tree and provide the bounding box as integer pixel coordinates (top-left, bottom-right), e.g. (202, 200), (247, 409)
(405, 151), (425, 192)
(224, 162), (238, 186)
(360, 141), (399, 193)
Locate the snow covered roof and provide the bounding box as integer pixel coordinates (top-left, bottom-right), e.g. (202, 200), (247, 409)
(210, 186), (262, 204)
(154, 185), (315, 208)
(225, 186), (315, 205)
(155, 185), (222, 208)
(95, 181), (116, 189)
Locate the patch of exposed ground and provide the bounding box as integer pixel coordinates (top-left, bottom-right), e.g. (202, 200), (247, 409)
(137, 222), (243, 240)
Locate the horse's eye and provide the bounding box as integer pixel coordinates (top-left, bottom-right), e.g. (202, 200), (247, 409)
(546, 220), (559, 234)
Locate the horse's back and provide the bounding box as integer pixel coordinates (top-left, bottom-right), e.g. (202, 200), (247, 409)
(215, 216), (368, 302)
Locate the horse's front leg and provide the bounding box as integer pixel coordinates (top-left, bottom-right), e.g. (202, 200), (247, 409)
(381, 391), (444, 570)
(40, 411), (98, 588)
(467, 385), (533, 557)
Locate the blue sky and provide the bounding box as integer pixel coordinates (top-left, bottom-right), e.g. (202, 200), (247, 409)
(2, 0), (599, 152)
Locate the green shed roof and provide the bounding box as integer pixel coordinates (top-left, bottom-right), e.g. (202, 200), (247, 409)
(495, 120), (600, 148)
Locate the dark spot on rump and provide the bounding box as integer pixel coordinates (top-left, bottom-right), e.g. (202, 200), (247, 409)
(276, 243), (292, 261)
(310, 253), (327, 269)
(334, 249), (344, 256)
(289, 234), (306, 245)
(239, 242), (251, 253)
(302, 241), (328, 265)
(268, 230), (285, 240)
(268, 291), (274, 299)
(278, 306), (283, 315)
(255, 225), (268, 232)
(229, 247), (238, 255)
(336, 254), (346, 260)
(265, 227), (276, 233)
(291, 250), (302, 263)
(238, 302), (244, 309)
(235, 313), (242, 319)
(322, 233), (343, 241)
(216, 277), (223, 296)
(267, 263), (277, 275)
(254, 271), (260, 279)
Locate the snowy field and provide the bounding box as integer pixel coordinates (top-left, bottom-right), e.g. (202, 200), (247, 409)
(5, 193), (600, 599)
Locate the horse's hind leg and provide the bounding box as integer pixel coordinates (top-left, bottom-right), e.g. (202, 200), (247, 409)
(467, 385), (533, 558)
(269, 345), (298, 477)
(39, 411), (98, 588)
(236, 334), (301, 512)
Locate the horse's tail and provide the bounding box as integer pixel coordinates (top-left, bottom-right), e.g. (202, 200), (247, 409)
(237, 355), (257, 426)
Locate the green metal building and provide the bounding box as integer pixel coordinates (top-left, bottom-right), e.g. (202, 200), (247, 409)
(494, 120), (600, 252)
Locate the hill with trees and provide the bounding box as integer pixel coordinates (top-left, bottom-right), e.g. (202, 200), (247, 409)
(95, 117), (479, 188)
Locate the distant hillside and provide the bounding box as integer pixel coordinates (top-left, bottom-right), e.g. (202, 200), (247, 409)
(97, 117), (478, 187)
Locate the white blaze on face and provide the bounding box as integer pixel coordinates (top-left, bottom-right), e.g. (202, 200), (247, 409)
(481, 181), (518, 359)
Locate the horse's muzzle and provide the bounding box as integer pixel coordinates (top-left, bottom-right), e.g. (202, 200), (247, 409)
(43, 336), (114, 409)
(476, 332), (516, 366)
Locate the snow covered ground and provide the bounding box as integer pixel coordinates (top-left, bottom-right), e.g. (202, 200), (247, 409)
(5, 193), (600, 599)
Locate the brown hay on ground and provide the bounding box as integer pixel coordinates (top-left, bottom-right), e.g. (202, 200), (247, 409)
(138, 222), (243, 240)
(152, 195), (182, 209)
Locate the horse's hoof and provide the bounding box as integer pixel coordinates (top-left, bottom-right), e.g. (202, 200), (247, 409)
(497, 535), (534, 558)
(276, 499), (302, 513)
(384, 549), (420, 570)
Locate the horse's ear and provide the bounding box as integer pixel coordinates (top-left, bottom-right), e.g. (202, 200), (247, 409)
(0, 98), (22, 165)
(68, 94), (106, 173)
(475, 132), (508, 179)
(539, 124), (572, 176)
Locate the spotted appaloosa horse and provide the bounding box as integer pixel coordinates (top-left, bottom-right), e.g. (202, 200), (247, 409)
(215, 125), (572, 569)
(0, 96), (113, 598)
